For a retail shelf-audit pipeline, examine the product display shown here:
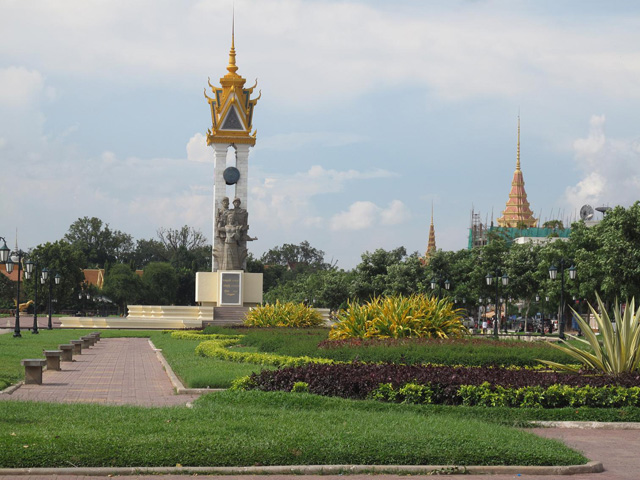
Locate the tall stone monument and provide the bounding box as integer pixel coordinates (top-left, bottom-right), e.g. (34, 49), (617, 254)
(195, 26), (263, 309)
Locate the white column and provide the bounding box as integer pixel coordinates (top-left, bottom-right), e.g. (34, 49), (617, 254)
(212, 143), (228, 271)
(235, 143), (251, 209)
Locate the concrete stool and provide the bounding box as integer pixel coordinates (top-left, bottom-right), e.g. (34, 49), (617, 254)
(58, 344), (74, 361)
(90, 332), (101, 342)
(80, 337), (92, 348)
(21, 359), (47, 385)
(70, 340), (83, 354)
(43, 350), (63, 371)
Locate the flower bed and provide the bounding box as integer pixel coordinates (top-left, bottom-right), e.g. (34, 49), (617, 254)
(242, 362), (640, 408)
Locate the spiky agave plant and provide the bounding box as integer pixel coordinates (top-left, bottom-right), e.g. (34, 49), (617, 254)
(539, 294), (640, 374)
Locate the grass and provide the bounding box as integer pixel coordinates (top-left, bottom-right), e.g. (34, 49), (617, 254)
(0, 390), (587, 468)
(204, 326), (574, 367)
(150, 333), (270, 388)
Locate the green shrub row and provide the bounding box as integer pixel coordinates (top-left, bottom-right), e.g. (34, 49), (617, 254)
(195, 340), (336, 367)
(170, 331), (244, 341)
(370, 381), (640, 408)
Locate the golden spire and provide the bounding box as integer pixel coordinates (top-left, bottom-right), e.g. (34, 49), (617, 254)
(516, 115), (521, 171)
(427, 202), (436, 253)
(227, 9), (238, 75)
(497, 116), (537, 228)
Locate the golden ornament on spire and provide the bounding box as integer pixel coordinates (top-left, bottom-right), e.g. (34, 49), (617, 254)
(497, 117), (537, 228)
(204, 15), (260, 146)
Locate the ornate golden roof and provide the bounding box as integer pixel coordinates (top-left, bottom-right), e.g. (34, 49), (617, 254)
(204, 23), (260, 146)
(497, 117), (537, 228)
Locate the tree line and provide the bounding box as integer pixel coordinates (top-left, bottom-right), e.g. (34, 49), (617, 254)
(2, 202), (639, 316)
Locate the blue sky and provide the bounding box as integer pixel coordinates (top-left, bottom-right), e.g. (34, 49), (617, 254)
(1, 0), (640, 269)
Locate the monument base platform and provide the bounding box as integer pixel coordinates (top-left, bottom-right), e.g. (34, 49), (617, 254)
(196, 271), (263, 307)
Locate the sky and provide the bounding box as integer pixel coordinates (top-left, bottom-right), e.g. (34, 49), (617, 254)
(1, 0), (640, 270)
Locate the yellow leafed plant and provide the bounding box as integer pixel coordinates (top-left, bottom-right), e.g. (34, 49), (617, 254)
(244, 300), (324, 328)
(329, 294), (467, 340)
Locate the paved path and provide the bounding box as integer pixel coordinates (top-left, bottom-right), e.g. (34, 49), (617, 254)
(1, 337), (199, 406)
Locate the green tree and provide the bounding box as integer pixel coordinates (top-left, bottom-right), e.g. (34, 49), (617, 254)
(26, 241), (86, 312)
(64, 217), (133, 267)
(351, 247), (408, 300)
(103, 263), (142, 314)
(0, 272), (14, 309)
(261, 241), (330, 272)
(140, 262), (178, 305)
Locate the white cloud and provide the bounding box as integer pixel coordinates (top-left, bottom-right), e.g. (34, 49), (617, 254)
(380, 199), (411, 225)
(186, 133), (212, 163)
(564, 115), (640, 210)
(257, 132), (367, 151)
(330, 200), (410, 231)
(2, 2), (640, 105)
(0, 66), (49, 108)
(330, 201), (379, 231)
(250, 164), (397, 231)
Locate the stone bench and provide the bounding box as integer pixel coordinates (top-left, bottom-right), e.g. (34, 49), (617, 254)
(21, 359), (47, 385)
(90, 332), (101, 342)
(70, 340), (83, 354)
(80, 336), (93, 348)
(58, 344), (74, 361)
(43, 350), (63, 371)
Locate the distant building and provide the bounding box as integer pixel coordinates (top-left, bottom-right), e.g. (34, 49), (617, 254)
(468, 117), (572, 248)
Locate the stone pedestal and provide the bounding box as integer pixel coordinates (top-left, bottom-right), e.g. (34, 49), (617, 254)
(22, 359), (47, 384)
(195, 271), (263, 307)
(59, 344), (74, 362)
(70, 340), (83, 354)
(43, 350), (62, 371)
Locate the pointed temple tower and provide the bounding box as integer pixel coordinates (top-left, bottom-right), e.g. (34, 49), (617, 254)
(496, 117), (537, 228)
(421, 204), (437, 264)
(196, 20), (264, 312)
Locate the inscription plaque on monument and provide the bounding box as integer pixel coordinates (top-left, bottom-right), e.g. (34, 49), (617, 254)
(219, 272), (242, 305)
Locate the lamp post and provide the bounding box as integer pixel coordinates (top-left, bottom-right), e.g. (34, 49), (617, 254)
(430, 277), (451, 299)
(6, 248), (27, 338)
(486, 272), (509, 337)
(544, 295), (550, 335)
(24, 259), (39, 334)
(41, 269), (61, 330)
(549, 261), (576, 340)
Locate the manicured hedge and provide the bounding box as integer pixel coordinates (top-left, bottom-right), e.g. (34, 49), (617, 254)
(245, 362), (640, 407)
(369, 381), (640, 408)
(195, 340), (336, 368)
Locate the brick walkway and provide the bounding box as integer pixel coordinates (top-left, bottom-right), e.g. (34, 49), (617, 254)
(1, 337), (199, 406)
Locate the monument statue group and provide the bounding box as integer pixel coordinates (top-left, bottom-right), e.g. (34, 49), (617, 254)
(214, 197), (256, 271)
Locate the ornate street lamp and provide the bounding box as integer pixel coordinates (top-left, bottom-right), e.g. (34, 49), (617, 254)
(41, 269), (61, 330)
(549, 261), (576, 339)
(24, 259), (41, 334)
(486, 272), (509, 337)
(7, 249), (27, 337)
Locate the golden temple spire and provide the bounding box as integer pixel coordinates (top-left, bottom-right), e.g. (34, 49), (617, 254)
(496, 116), (537, 228)
(516, 114), (521, 171)
(427, 202), (436, 253)
(227, 8), (238, 75)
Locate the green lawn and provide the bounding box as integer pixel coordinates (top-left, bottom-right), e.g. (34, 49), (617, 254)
(0, 390), (587, 468)
(150, 333), (270, 388)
